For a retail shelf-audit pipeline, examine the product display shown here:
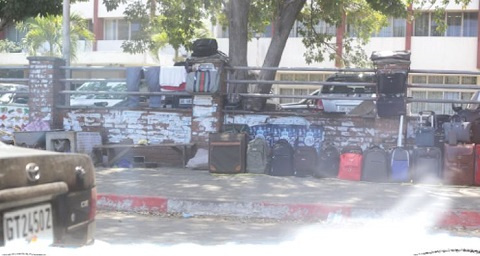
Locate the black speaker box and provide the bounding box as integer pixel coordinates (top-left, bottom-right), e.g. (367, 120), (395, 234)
(208, 133), (247, 174)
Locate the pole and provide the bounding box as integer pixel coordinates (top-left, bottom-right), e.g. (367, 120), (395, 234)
(62, 0), (71, 106)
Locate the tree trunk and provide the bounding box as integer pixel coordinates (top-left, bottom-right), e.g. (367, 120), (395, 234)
(255, 0), (306, 94)
(227, 0), (250, 102)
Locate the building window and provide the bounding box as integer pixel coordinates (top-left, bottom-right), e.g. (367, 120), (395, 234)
(414, 11), (478, 37)
(5, 25), (25, 43)
(375, 17), (406, 37)
(414, 13), (429, 36)
(446, 12), (462, 37)
(463, 12), (478, 37)
(104, 19), (140, 40)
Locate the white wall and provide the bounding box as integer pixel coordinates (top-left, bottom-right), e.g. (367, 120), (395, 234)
(71, 1), (94, 19)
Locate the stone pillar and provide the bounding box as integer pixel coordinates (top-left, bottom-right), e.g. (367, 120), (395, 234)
(190, 95), (224, 148)
(27, 56), (66, 129)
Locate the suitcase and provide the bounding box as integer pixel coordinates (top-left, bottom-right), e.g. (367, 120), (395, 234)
(338, 146), (363, 181)
(391, 115), (411, 182)
(376, 72), (407, 94)
(376, 95), (406, 118)
(443, 115), (472, 144)
(415, 111), (436, 147)
(208, 133), (247, 174)
(475, 144), (480, 186)
(246, 137), (270, 174)
(443, 143), (474, 185)
(412, 147), (442, 184)
(361, 146), (389, 182)
(390, 147), (410, 182)
(294, 146), (317, 177)
(313, 144), (340, 178)
(269, 139), (294, 176)
(186, 68), (220, 94)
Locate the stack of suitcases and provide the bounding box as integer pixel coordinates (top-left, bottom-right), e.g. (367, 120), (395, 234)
(413, 111), (443, 184)
(370, 50), (410, 118)
(442, 114), (475, 185)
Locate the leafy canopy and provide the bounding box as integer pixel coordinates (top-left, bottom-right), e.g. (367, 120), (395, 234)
(17, 14), (94, 59)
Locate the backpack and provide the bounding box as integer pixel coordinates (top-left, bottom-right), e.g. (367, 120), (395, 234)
(246, 137), (270, 174)
(269, 139), (294, 176)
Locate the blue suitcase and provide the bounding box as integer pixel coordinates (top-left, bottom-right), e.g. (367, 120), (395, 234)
(390, 147), (410, 182)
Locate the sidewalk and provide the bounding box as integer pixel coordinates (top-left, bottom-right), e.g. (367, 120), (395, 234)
(96, 167), (480, 228)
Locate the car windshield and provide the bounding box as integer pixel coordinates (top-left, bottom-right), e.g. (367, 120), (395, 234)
(0, 84), (28, 104)
(72, 82), (127, 100)
(321, 74), (376, 94)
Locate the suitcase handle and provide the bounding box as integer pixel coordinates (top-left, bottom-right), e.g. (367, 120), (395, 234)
(451, 114), (468, 123)
(418, 111), (435, 128)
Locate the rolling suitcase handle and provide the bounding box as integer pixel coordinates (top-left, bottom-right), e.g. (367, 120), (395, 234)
(418, 111), (435, 128)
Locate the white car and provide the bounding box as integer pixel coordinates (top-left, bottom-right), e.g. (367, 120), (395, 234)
(280, 73), (376, 114)
(70, 81), (128, 107)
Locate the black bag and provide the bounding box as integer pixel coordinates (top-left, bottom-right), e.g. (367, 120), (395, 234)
(269, 139), (294, 176)
(412, 147), (442, 184)
(361, 146), (389, 182)
(415, 111), (436, 147)
(370, 50), (411, 61)
(377, 72), (407, 94)
(192, 38), (218, 57)
(294, 146), (317, 177)
(314, 144), (340, 178)
(376, 95), (406, 118)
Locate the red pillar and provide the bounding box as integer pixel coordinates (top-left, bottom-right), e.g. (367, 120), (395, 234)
(0, 30), (5, 40)
(335, 14), (346, 68)
(93, 0), (103, 51)
(405, 4), (413, 51)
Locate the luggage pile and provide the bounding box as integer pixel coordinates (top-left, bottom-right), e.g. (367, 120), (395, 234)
(371, 50), (410, 118)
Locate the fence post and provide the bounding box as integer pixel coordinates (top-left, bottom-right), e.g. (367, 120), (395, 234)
(27, 56), (66, 129)
(190, 95), (224, 148)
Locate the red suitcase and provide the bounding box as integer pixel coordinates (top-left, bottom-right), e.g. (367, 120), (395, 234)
(338, 146), (363, 181)
(443, 143), (474, 186)
(475, 145), (480, 185)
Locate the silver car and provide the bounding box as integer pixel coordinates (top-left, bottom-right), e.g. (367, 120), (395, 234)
(280, 73), (376, 114)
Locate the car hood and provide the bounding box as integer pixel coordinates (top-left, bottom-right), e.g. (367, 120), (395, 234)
(0, 143), (95, 191)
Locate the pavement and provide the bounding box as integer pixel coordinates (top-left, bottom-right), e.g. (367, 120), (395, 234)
(96, 167), (480, 228)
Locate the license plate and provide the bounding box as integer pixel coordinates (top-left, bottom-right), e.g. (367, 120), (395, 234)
(3, 203), (53, 246)
(337, 106), (355, 113)
(179, 98), (192, 105)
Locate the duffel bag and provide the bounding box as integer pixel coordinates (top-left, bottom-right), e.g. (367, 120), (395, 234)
(192, 38), (218, 57)
(443, 115), (472, 144)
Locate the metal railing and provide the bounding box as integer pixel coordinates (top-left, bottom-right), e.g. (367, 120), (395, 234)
(1, 64), (480, 114)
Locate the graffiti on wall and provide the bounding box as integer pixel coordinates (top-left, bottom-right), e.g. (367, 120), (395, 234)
(0, 105), (29, 141)
(64, 110), (191, 144)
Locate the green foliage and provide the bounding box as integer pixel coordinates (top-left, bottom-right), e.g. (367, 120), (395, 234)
(0, 40), (22, 53)
(16, 14), (94, 60)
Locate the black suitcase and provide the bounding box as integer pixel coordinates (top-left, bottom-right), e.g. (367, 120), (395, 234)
(208, 133), (247, 174)
(313, 144), (340, 178)
(361, 145), (389, 182)
(269, 139), (294, 176)
(376, 95), (406, 118)
(294, 146), (317, 177)
(377, 72), (407, 94)
(415, 111), (436, 147)
(412, 147), (442, 184)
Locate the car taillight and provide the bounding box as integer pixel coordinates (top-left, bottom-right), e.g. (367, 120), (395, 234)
(316, 99), (324, 110)
(89, 187), (97, 220)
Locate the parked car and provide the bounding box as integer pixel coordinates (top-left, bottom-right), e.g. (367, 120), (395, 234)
(70, 81), (128, 107)
(280, 73), (376, 114)
(0, 83), (29, 105)
(0, 142), (96, 247)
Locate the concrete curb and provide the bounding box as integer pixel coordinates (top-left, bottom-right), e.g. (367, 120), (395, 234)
(97, 193), (480, 228)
